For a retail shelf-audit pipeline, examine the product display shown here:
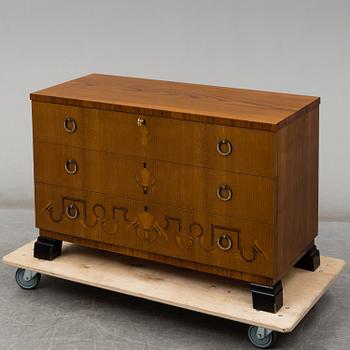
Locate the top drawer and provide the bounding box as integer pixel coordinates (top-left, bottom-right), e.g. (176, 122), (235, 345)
(32, 102), (276, 177)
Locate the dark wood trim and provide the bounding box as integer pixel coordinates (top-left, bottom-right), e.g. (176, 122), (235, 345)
(250, 280), (283, 313)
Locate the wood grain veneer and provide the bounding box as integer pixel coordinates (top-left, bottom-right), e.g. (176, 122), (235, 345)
(32, 101), (276, 177)
(30, 74), (320, 291)
(34, 141), (275, 224)
(275, 107), (319, 280)
(35, 182), (275, 282)
(30, 74), (319, 131)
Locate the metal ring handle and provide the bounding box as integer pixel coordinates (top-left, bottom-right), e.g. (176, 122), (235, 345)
(217, 184), (232, 201)
(217, 234), (232, 251)
(64, 159), (78, 175)
(66, 203), (79, 220)
(216, 139), (232, 156)
(63, 117), (76, 133)
(137, 117), (145, 126)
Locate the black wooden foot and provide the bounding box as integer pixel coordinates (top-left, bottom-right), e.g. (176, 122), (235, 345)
(250, 281), (283, 313)
(294, 245), (320, 271)
(34, 236), (62, 260)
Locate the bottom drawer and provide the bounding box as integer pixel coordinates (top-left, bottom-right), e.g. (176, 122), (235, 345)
(35, 183), (275, 279)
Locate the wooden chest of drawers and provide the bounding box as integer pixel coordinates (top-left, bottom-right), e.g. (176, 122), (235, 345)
(30, 74), (321, 313)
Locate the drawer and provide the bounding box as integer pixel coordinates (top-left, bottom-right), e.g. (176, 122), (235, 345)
(34, 142), (276, 224)
(35, 183), (275, 277)
(32, 102), (276, 177)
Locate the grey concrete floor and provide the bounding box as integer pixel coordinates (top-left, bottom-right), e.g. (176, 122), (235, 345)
(0, 209), (349, 350)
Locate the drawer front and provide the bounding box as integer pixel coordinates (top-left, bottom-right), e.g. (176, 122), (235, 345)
(34, 142), (276, 224)
(32, 102), (276, 177)
(35, 183), (275, 277)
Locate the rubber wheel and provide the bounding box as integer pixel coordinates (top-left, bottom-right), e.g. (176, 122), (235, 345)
(15, 268), (41, 290)
(247, 326), (277, 349)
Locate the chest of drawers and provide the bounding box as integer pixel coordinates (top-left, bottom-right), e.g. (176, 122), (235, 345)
(30, 74), (320, 313)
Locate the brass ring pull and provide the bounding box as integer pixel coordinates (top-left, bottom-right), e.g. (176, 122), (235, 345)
(217, 184), (232, 201)
(137, 117), (145, 126)
(217, 234), (232, 251)
(66, 203), (79, 220)
(63, 117), (76, 133)
(216, 139), (232, 156)
(64, 159), (78, 175)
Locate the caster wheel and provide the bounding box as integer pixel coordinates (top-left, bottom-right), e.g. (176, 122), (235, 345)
(247, 326), (277, 349)
(15, 268), (41, 290)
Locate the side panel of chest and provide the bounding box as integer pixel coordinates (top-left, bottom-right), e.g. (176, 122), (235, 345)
(274, 107), (319, 280)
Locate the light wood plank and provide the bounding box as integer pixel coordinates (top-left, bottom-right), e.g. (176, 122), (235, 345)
(2, 242), (345, 333)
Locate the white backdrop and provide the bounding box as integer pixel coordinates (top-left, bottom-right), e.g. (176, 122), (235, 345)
(0, 0), (349, 220)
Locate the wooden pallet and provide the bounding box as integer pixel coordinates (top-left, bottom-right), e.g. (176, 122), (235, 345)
(2, 241), (346, 335)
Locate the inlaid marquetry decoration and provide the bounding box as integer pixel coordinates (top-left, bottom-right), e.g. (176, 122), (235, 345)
(176, 223), (215, 252)
(136, 162), (155, 194)
(137, 116), (149, 146)
(177, 224), (267, 263)
(44, 198), (125, 235)
(44, 197), (266, 263)
(212, 225), (268, 263)
(128, 207), (167, 242)
(43, 198), (169, 243)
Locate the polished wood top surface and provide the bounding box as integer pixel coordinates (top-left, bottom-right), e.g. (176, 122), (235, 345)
(30, 74), (320, 130)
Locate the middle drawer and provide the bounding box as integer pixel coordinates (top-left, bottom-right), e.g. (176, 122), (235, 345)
(34, 142), (276, 224)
